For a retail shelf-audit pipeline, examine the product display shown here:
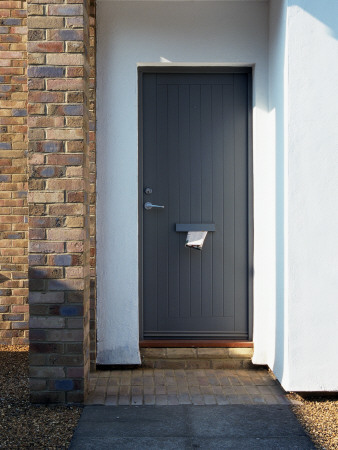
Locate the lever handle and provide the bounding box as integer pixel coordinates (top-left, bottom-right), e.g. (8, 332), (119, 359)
(144, 202), (165, 210)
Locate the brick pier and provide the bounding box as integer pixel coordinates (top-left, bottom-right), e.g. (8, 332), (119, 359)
(27, 0), (92, 403)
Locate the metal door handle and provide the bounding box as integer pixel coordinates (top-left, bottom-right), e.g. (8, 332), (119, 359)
(144, 202), (165, 210)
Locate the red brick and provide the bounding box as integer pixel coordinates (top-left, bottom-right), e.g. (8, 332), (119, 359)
(27, 41), (63, 53)
(28, 91), (64, 103)
(46, 79), (83, 91)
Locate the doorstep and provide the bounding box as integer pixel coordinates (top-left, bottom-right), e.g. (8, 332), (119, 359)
(140, 346), (254, 369)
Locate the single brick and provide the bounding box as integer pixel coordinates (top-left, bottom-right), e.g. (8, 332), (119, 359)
(53, 254), (72, 266)
(28, 116), (64, 127)
(2, 313), (24, 321)
(1, 18), (21, 26)
(65, 17), (83, 28)
(29, 241), (64, 254)
(28, 17), (64, 29)
(30, 343), (63, 353)
(48, 104), (83, 116)
(30, 392), (65, 404)
(29, 228), (45, 240)
(28, 78), (45, 90)
(48, 279), (85, 291)
(32, 166), (55, 178)
(46, 53), (83, 66)
(0, 2), (23, 9)
(12, 322), (29, 330)
(29, 379), (47, 391)
(59, 305), (83, 317)
(0, 175), (11, 182)
(65, 267), (83, 278)
(29, 291), (64, 305)
(27, 41), (63, 53)
(29, 267), (63, 279)
(0, 85), (12, 92)
(45, 329), (83, 342)
(29, 254), (46, 266)
(29, 329), (46, 341)
(46, 178), (84, 190)
(33, 141), (64, 153)
(28, 192), (64, 203)
(66, 367), (84, 378)
(45, 128), (83, 140)
(67, 67), (83, 78)
(30, 367), (65, 378)
(47, 228), (84, 241)
(29, 316), (65, 329)
(29, 217), (63, 228)
(48, 29), (83, 41)
(197, 348), (230, 358)
(12, 109), (27, 117)
(228, 348), (253, 359)
(28, 29), (44, 41)
(27, 66), (64, 78)
(54, 379), (74, 391)
(48, 4), (83, 15)
(46, 79), (83, 91)
(46, 154), (83, 166)
(0, 51), (23, 59)
(66, 242), (84, 253)
(28, 103), (45, 115)
(49, 204), (83, 216)
(28, 91), (64, 103)
(0, 143), (11, 149)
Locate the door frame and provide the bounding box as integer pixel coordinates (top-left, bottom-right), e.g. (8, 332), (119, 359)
(138, 66), (253, 341)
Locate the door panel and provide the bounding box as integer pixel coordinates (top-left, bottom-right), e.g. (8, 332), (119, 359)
(141, 72), (250, 339)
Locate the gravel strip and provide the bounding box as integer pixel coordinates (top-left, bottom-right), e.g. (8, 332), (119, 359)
(0, 346), (82, 449)
(288, 393), (338, 449)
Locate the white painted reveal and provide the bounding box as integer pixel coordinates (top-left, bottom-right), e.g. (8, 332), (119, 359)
(96, 0), (271, 365)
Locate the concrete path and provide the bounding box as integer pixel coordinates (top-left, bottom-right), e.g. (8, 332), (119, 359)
(70, 404), (315, 449)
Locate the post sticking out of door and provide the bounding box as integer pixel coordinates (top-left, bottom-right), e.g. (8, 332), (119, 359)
(175, 224), (215, 251)
(185, 231), (208, 250)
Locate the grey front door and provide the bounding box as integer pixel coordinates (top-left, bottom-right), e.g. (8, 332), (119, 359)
(140, 70), (251, 340)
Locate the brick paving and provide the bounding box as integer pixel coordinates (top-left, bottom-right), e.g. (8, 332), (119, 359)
(86, 368), (292, 406)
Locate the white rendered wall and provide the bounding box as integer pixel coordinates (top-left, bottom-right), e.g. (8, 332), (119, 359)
(96, 1), (272, 364)
(285, 1), (338, 391)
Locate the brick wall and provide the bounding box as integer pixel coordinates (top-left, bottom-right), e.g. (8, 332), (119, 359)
(0, 1), (29, 345)
(0, 0), (97, 402)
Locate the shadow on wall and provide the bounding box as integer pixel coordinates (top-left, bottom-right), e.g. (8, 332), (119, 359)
(289, 0), (338, 39)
